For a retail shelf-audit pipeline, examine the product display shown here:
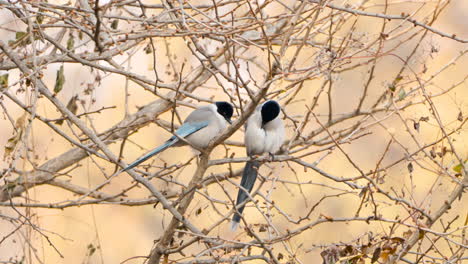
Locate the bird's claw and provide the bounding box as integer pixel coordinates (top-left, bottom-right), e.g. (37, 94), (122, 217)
(268, 152), (275, 161)
(251, 154), (260, 160)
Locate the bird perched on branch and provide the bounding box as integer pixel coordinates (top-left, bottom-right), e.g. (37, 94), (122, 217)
(123, 101), (233, 171)
(231, 100), (284, 230)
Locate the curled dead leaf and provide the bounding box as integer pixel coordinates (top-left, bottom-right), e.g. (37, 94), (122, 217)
(4, 112), (28, 160)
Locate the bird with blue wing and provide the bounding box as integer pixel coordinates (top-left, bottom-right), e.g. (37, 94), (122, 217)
(123, 101), (233, 171)
(231, 100), (284, 231)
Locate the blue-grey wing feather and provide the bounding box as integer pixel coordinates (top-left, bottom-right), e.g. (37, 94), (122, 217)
(167, 120), (209, 141)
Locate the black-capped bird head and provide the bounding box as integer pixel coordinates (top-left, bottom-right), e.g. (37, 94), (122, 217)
(215, 101), (234, 124)
(261, 100), (281, 126)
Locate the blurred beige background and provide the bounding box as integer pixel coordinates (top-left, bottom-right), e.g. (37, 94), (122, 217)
(0, 0), (467, 263)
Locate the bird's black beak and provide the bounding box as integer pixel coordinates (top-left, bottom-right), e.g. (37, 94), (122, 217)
(226, 118), (232, 124)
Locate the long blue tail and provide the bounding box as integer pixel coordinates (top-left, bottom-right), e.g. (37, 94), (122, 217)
(123, 138), (178, 171)
(231, 160), (260, 230)
(123, 121), (209, 172)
